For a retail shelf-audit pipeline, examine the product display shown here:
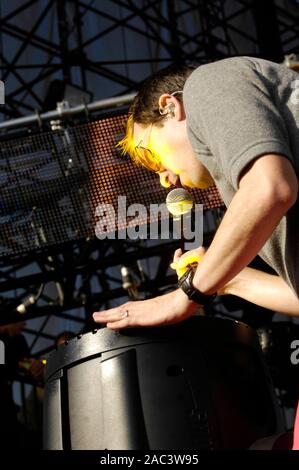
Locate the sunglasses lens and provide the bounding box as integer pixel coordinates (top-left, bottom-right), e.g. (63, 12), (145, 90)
(135, 147), (161, 173)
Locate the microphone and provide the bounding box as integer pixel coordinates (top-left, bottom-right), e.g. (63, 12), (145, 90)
(166, 188), (193, 217)
(166, 188), (201, 276)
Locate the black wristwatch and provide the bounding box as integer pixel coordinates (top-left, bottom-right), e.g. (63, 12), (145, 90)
(178, 267), (216, 305)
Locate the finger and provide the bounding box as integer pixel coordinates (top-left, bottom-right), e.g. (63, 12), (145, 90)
(177, 251), (201, 270)
(93, 311), (110, 323)
(93, 311), (105, 323)
(93, 308), (128, 324)
(93, 306), (123, 319)
(173, 248), (183, 261)
(93, 313), (120, 324)
(106, 318), (130, 330)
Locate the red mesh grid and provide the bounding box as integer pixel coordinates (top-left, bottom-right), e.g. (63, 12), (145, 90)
(0, 111), (224, 258)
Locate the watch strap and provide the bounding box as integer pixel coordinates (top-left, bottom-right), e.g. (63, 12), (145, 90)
(178, 267), (216, 305)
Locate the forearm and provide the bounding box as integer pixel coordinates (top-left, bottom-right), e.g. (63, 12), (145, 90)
(193, 156), (297, 294)
(193, 191), (290, 294)
(221, 267), (299, 317)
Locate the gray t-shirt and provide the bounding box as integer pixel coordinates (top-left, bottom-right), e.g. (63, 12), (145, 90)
(184, 56), (299, 296)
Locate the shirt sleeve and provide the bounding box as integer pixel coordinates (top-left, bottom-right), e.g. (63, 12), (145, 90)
(184, 57), (294, 190)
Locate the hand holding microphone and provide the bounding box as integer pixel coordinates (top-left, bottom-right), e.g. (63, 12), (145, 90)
(166, 188), (205, 277)
(170, 246), (206, 278)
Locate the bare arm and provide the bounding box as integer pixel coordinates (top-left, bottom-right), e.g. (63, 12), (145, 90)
(93, 155), (299, 330)
(193, 154), (298, 295)
(221, 267), (299, 317)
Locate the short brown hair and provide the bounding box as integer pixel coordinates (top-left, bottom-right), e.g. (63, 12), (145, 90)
(118, 64), (196, 169)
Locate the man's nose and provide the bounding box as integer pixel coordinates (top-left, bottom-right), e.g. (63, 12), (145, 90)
(159, 170), (178, 188)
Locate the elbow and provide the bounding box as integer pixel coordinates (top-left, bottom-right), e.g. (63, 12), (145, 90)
(264, 179), (298, 211)
(272, 182), (298, 209)
(239, 154), (298, 210)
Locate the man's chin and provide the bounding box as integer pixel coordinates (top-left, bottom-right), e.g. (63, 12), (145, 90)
(193, 179), (214, 190)
(178, 178), (210, 190)
(177, 178), (192, 189)
(174, 179), (190, 190)
(180, 180), (197, 190)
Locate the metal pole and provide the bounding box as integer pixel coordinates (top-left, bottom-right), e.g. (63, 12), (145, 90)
(0, 93), (136, 130)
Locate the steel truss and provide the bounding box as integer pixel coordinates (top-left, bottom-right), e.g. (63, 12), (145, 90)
(1, 0), (299, 121)
(0, 0), (298, 421)
(0, 0), (297, 354)
(0, 238), (179, 345)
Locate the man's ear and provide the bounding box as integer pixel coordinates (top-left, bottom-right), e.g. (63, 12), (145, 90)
(158, 93), (185, 121)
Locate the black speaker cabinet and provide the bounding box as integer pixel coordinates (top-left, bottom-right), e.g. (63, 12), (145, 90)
(43, 316), (283, 450)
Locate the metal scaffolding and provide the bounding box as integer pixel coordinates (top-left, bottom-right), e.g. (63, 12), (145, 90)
(0, 0), (298, 425)
(1, 0), (298, 121)
(0, 93), (224, 357)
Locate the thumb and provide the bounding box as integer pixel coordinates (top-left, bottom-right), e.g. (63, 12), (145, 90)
(170, 248), (183, 270)
(173, 248), (183, 262)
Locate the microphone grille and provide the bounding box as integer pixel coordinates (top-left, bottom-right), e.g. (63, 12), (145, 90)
(166, 188), (193, 216)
